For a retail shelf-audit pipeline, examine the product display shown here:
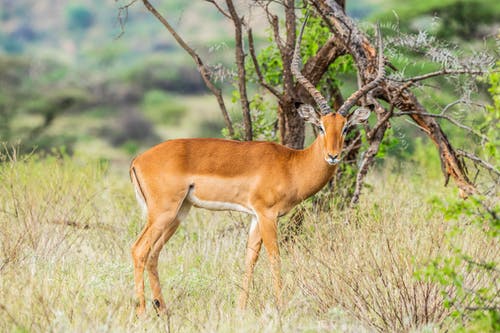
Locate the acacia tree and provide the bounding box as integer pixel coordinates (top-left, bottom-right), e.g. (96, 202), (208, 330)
(119, 0), (498, 205)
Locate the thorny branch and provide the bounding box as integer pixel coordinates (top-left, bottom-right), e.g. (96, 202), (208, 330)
(390, 68), (490, 84)
(393, 110), (490, 143)
(456, 150), (500, 178)
(315, 0), (480, 199)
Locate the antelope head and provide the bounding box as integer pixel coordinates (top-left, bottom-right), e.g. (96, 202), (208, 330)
(296, 103), (369, 165)
(291, 15), (370, 165)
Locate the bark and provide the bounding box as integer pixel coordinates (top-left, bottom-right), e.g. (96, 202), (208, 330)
(280, 99), (305, 149)
(226, 0), (252, 140)
(280, 0), (305, 149)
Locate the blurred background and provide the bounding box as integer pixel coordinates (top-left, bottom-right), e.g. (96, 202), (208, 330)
(0, 0), (498, 162)
(0, 3), (498, 330)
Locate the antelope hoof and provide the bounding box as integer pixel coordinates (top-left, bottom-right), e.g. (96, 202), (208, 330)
(152, 299), (168, 316)
(135, 304), (146, 318)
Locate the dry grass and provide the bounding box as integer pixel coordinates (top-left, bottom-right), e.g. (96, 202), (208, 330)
(288, 179), (452, 332)
(0, 152), (497, 332)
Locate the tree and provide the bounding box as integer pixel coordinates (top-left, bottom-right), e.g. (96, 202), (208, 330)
(119, 0), (498, 206)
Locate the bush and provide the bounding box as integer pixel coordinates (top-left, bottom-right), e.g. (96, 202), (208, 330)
(418, 196), (499, 332)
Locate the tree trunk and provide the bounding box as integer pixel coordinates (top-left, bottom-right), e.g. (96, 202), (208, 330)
(280, 99), (305, 149)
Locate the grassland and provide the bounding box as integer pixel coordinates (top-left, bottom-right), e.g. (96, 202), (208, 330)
(0, 149), (496, 332)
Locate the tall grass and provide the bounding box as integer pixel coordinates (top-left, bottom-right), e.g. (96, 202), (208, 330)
(287, 177), (496, 332)
(0, 151), (497, 332)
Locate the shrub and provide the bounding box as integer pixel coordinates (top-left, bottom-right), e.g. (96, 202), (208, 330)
(418, 196), (499, 332)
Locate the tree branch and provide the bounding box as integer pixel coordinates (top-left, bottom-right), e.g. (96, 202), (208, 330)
(367, 103), (393, 139)
(393, 110), (490, 143)
(142, 0), (234, 137)
(337, 23), (385, 116)
(269, 13), (285, 55)
(247, 28), (282, 98)
(116, 0), (139, 39)
(205, 0), (231, 19)
(350, 102), (389, 206)
(314, 0), (477, 198)
(390, 68), (489, 84)
(301, 37), (345, 85)
(226, 0), (252, 140)
(456, 150), (500, 178)
(282, 0), (297, 99)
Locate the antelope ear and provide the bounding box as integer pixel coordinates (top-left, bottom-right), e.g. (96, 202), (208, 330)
(348, 107), (371, 125)
(296, 103), (321, 128)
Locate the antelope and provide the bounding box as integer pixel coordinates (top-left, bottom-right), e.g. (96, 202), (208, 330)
(129, 20), (383, 316)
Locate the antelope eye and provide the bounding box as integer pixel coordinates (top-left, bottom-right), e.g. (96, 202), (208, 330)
(319, 126), (325, 135)
(342, 126), (348, 136)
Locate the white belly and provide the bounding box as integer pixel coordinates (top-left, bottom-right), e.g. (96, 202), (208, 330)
(186, 187), (254, 215)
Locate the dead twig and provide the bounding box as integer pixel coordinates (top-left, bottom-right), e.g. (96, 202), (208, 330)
(456, 150), (500, 178)
(205, 0), (231, 19)
(390, 68), (489, 84)
(115, 0), (139, 39)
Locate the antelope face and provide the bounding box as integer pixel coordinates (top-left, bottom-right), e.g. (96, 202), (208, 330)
(319, 113), (347, 165)
(297, 104), (371, 166)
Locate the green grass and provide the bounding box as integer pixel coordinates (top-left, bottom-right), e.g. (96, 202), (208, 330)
(0, 149), (497, 332)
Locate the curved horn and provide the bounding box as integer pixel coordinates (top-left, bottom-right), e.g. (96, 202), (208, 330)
(291, 14), (332, 115)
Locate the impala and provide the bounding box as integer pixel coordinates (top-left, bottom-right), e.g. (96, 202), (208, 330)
(129, 20), (382, 315)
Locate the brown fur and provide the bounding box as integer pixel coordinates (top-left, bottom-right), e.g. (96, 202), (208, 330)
(130, 113), (349, 315)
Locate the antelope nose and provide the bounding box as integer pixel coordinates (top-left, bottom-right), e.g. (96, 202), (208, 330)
(326, 154), (339, 165)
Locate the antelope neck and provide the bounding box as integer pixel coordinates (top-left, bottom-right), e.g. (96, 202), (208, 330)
(290, 135), (337, 200)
